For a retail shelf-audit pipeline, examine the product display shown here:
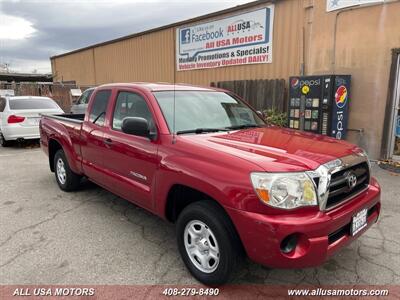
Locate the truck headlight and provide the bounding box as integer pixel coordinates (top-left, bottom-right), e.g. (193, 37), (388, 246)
(250, 172), (318, 209)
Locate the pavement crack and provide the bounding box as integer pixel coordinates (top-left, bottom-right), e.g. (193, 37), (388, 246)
(0, 197), (93, 249)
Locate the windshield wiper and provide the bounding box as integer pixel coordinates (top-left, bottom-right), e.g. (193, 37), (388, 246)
(176, 128), (230, 135)
(176, 124), (264, 135)
(225, 124), (263, 130)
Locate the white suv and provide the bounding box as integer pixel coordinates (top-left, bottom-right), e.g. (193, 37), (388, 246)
(0, 96), (64, 147)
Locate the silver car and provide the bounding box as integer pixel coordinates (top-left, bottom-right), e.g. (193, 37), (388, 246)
(70, 87), (94, 114)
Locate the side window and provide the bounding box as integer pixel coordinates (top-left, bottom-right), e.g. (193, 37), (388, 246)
(0, 98), (6, 112)
(112, 91), (155, 133)
(84, 89), (94, 104)
(89, 90), (111, 126)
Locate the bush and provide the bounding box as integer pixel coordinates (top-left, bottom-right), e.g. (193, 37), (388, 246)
(263, 108), (287, 127)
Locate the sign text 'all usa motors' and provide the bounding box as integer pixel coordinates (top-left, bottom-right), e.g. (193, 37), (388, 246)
(176, 6), (274, 71)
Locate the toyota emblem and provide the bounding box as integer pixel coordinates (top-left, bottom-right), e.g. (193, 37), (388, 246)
(345, 172), (357, 189)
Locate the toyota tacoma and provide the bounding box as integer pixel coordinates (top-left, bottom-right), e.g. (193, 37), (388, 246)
(40, 83), (381, 285)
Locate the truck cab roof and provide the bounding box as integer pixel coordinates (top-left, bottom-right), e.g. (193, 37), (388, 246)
(98, 82), (219, 92)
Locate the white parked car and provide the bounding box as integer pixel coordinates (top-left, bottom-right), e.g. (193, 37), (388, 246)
(0, 96), (64, 147)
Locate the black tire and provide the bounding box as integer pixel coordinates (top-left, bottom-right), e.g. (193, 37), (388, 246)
(0, 133), (11, 147)
(176, 201), (243, 286)
(54, 149), (81, 191)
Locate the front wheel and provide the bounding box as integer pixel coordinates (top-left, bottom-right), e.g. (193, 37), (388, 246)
(54, 149), (81, 191)
(176, 201), (243, 286)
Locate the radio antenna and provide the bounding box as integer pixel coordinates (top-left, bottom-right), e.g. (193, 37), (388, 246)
(172, 29), (177, 144)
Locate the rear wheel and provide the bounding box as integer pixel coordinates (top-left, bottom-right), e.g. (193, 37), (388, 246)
(176, 201), (243, 286)
(0, 133), (11, 147)
(54, 149), (81, 191)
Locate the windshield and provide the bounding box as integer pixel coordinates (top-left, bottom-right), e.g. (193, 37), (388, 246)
(153, 91), (265, 133)
(9, 98), (60, 110)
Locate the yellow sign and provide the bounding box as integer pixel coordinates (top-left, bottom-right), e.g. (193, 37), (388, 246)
(302, 85), (310, 94)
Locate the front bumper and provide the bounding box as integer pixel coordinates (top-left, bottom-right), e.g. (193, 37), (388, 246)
(225, 177), (381, 268)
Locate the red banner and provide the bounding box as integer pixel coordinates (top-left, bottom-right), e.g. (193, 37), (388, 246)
(0, 285), (399, 300)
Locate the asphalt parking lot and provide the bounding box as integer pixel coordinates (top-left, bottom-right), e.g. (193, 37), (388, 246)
(0, 144), (399, 285)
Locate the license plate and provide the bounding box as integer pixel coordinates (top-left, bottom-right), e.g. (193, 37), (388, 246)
(351, 208), (368, 236)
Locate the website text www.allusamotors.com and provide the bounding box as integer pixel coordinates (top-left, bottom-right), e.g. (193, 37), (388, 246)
(288, 288), (389, 297)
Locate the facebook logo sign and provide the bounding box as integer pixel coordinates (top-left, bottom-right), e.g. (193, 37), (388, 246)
(181, 29), (191, 44)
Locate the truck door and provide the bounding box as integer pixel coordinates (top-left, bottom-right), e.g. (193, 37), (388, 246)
(102, 90), (159, 209)
(80, 89), (113, 184)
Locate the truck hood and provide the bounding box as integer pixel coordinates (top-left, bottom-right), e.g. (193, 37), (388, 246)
(180, 126), (362, 172)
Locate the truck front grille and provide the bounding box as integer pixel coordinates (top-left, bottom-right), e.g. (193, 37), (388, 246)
(326, 162), (370, 209)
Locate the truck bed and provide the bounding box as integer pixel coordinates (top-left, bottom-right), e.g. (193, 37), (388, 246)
(40, 113), (85, 174)
(41, 113), (85, 123)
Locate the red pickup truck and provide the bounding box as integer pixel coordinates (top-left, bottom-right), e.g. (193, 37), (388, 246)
(40, 83), (381, 285)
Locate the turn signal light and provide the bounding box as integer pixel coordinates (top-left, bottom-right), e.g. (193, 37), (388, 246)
(255, 188), (270, 203)
(8, 115), (25, 124)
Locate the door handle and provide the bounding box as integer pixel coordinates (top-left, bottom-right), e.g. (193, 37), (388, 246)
(104, 138), (113, 146)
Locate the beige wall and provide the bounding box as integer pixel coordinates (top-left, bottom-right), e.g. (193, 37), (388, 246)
(93, 28), (175, 84)
(305, 0), (400, 159)
(51, 0), (400, 158)
(52, 48), (95, 85)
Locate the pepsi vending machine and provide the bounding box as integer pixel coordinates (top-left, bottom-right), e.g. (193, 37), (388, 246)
(288, 75), (351, 139)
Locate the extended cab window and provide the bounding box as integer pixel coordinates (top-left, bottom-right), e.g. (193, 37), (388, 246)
(112, 91), (155, 132)
(89, 90), (111, 126)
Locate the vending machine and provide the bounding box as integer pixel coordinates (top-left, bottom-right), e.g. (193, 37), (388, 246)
(288, 75), (351, 139)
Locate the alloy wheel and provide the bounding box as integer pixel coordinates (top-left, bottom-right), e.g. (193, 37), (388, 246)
(183, 220), (220, 273)
(56, 158), (67, 185)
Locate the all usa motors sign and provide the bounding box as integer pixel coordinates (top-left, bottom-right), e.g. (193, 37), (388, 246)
(326, 0), (384, 12)
(176, 6), (274, 71)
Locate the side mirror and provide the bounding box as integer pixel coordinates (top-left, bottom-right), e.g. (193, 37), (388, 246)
(121, 117), (150, 138)
(256, 110), (264, 118)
